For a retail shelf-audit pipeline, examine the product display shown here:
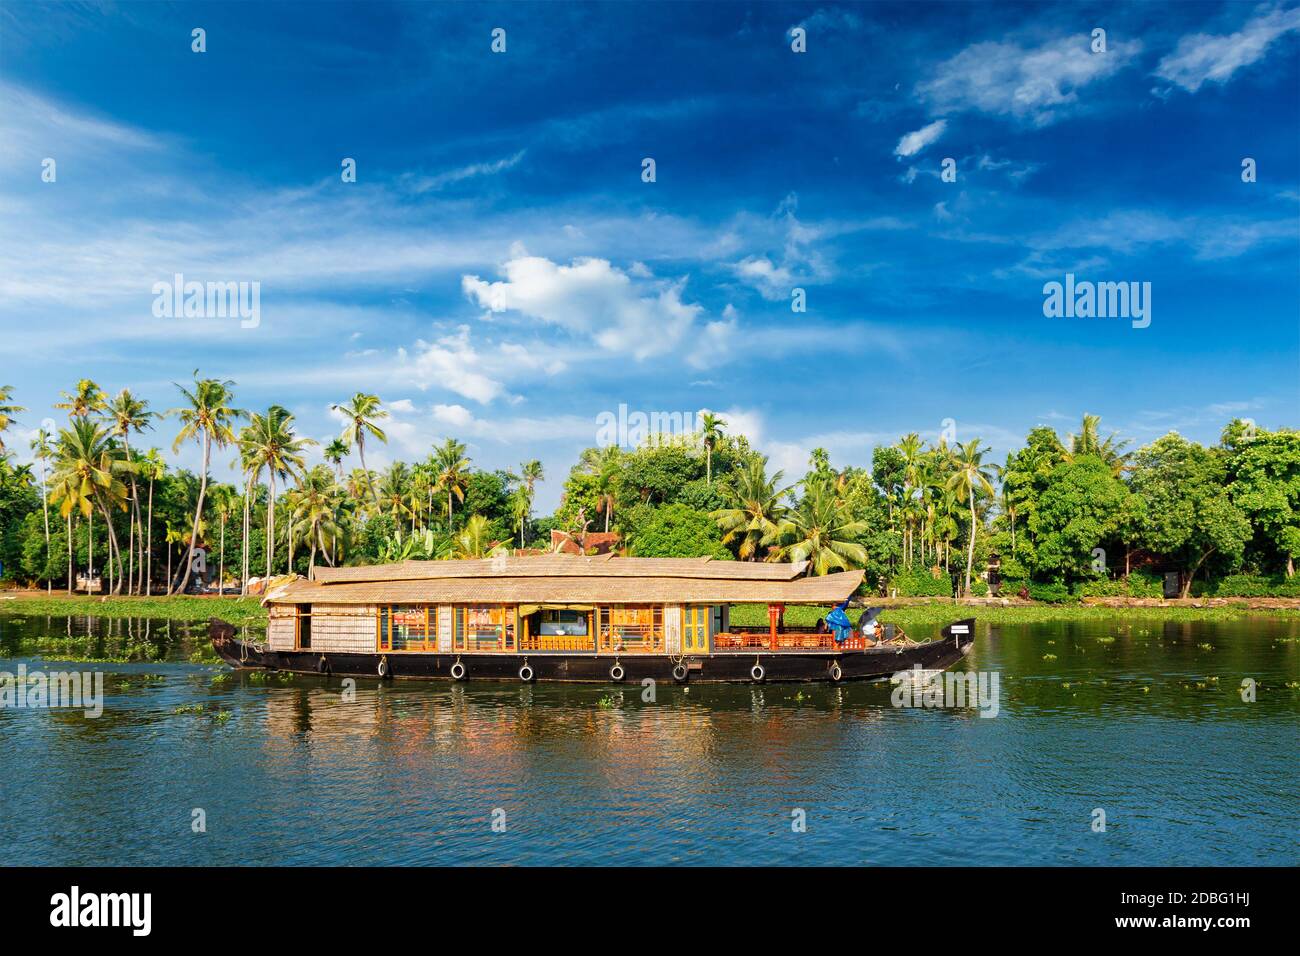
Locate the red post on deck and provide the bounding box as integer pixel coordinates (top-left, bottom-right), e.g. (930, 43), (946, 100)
(767, 603), (784, 651)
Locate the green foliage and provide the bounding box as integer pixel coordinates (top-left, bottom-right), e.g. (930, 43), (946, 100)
(1027, 580), (1074, 603)
(890, 567), (953, 597)
(1029, 456), (1130, 582)
(626, 504), (732, 559)
(1212, 574), (1300, 597)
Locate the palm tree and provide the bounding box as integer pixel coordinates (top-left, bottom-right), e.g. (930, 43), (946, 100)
(105, 389), (156, 594)
(517, 459), (544, 544)
(377, 462), (414, 524)
(896, 432), (924, 567)
(776, 483), (869, 575)
(331, 393), (387, 505)
(55, 379), (107, 419)
(239, 406), (315, 579)
(0, 385), (25, 455)
(210, 485), (238, 593)
(138, 450), (165, 594)
(29, 428), (52, 593)
(291, 467), (344, 573)
(48, 418), (129, 593)
(324, 437), (349, 481)
(1065, 413), (1132, 476)
(168, 374), (244, 594)
(700, 412), (726, 484)
(432, 437), (471, 527)
(450, 514), (504, 559)
(947, 439), (996, 597)
(712, 457), (793, 560)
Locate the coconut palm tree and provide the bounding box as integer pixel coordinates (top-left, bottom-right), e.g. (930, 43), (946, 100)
(947, 438), (996, 596)
(775, 482), (869, 575)
(54, 379), (107, 419)
(377, 462), (413, 524)
(450, 513), (505, 559)
(209, 484), (239, 593)
(168, 374), (244, 594)
(323, 437), (349, 481)
(712, 457), (793, 560)
(331, 393), (387, 506)
(1065, 413), (1132, 476)
(895, 433), (924, 567)
(0, 385), (25, 455)
(138, 450), (165, 594)
(700, 412), (726, 484)
(48, 418), (129, 593)
(291, 467), (344, 573)
(29, 428), (52, 593)
(432, 437), (471, 527)
(239, 406), (315, 579)
(516, 459), (544, 544)
(104, 389), (155, 594)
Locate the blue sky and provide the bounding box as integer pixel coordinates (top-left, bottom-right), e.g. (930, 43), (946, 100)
(1, 1), (1297, 510)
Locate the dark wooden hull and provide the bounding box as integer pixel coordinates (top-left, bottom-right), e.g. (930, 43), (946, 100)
(209, 618), (975, 684)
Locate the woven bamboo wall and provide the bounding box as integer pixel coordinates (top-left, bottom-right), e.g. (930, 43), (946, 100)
(664, 604), (682, 655)
(309, 605), (379, 654)
(267, 606), (296, 650)
(437, 606), (452, 651)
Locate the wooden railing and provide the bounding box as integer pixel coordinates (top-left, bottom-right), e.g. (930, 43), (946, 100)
(713, 630), (867, 652)
(519, 634), (596, 653)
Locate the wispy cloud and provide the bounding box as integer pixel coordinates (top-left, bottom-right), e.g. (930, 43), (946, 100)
(1154, 5), (1300, 93)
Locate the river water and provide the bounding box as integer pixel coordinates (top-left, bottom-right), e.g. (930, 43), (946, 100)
(0, 613), (1296, 866)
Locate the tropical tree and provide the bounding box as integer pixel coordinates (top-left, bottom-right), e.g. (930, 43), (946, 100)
(239, 406), (314, 579)
(712, 457), (793, 560)
(169, 374), (244, 594)
(105, 388), (155, 594)
(54, 379), (107, 419)
(517, 458), (544, 543)
(138, 450), (165, 594)
(700, 412), (726, 485)
(450, 513), (505, 559)
(323, 437), (349, 481)
(433, 437), (471, 526)
(1065, 413), (1132, 477)
(29, 428), (52, 592)
(947, 439), (997, 596)
(331, 393), (387, 505)
(48, 418), (129, 593)
(775, 483), (869, 575)
(0, 385), (24, 455)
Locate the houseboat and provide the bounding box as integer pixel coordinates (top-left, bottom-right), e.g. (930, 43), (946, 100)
(210, 554), (976, 684)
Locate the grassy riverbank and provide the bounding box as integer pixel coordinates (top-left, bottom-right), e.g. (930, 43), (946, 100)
(728, 602), (1300, 629)
(4, 592), (1298, 632)
(0, 594), (267, 627)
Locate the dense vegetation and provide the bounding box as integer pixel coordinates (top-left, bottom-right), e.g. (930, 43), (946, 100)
(0, 380), (1297, 600)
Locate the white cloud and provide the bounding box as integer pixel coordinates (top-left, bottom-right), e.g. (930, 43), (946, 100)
(387, 398), (416, 414)
(432, 403), (474, 427)
(400, 150), (526, 193)
(1154, 5), (1300, 93)
(462, 254), (711, 359)
(399, 325), (507, 403)
(917, 36), (1140, 126)
(894, 119), (947, 157)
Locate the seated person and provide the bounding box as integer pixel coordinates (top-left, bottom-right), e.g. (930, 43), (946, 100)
(859, 607), (884, 644)
(824, 600), (855, 644)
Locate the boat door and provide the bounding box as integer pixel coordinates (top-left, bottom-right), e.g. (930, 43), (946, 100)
(682, 605), (710, 655)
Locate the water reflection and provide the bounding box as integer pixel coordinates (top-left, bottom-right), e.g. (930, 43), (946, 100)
(0, 613), (1297, 866)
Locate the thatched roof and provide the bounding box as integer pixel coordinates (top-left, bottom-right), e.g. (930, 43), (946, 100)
(267, 555), (862, 606)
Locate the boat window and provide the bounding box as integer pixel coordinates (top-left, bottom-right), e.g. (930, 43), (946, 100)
(538, 609), (588, 636)
(377, 605), (434, 651)
(454, 606), (514, 652)
(599, 605), (664, 652)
